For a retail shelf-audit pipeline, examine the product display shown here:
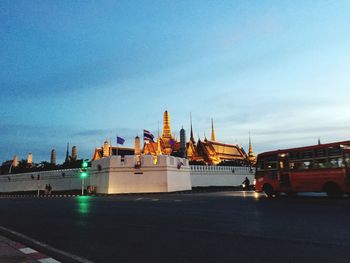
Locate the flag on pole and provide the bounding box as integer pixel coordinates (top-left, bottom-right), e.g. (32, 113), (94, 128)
(117, 136), (125, 145)
(143, 129), (154, 142)
(169, 138), (176, 146)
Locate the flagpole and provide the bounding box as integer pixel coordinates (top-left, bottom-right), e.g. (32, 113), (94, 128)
(116, 133), (119, 156)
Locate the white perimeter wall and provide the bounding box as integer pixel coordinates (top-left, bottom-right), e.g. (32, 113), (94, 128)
(0, 163), (256, 193)
(90, 155), (192, 194)
(0, 169), (83, 193)
(190, 166), (255, 187)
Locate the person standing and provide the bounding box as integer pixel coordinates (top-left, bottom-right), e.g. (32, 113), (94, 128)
(48, 184), (52, 196)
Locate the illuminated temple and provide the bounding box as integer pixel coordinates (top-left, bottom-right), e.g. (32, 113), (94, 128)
(143, 111), (181, 156)
(144, 111), (256, 165)
(91, 110), (256, 165)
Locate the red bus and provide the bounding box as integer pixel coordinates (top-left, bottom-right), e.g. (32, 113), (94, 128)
(255, 140), (350, 197)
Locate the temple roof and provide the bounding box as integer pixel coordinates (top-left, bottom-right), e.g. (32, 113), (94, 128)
(92, 146), (134, 161)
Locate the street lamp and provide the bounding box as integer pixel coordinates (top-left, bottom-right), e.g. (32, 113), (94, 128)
(80, 160), (89, 196)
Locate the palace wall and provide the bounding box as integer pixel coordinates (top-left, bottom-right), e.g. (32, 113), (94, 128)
(0, 159), (255, 193)
(0, 168), (82, 193)
(190, 165), (255, 187)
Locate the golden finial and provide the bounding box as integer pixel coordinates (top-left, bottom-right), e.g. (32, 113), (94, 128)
(211, 118), (216, 141)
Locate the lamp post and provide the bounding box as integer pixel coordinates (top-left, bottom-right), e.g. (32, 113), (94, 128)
(80, 160), (89, 196)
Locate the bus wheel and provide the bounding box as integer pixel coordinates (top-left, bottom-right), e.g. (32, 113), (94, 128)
(324, 182), (343, 198)
(263, 184), (274, 198)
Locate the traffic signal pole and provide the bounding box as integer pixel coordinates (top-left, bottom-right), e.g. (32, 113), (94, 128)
(81, 177), (85, 196)
(80, 160), (89, 196)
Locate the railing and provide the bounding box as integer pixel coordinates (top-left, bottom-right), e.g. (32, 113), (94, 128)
(190, 165), (255, 174)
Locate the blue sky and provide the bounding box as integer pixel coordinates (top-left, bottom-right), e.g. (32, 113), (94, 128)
(1, 0), (350, 163)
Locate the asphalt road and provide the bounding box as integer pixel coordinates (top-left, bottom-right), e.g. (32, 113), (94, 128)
(0, 191), (350, 263)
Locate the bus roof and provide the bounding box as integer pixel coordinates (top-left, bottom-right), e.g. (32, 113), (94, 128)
(258, 140), (350, 157)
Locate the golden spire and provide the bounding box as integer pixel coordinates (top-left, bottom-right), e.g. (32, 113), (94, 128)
(211, 118), (216, 141)
(162, 110), (172, 140)
(248, 133), (255, 160)
(157, 137), (162, 155)
(248, 134), (252, 154)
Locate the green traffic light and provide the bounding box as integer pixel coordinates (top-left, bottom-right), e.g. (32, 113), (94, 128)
(80, 171), (88, 178)
(82, 161), (88, 168)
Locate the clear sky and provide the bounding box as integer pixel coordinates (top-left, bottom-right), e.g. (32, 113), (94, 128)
(1, 0), (349, 163)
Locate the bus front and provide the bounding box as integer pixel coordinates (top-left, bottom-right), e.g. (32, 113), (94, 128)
(255, 153), (279, 197)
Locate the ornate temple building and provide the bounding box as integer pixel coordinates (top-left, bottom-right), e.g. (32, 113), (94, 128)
(92, 140), (134, 161)
(143, 110), (256, 165)
(143, 110), (181, 156)
(186, 119), (254, 165)
(90, 110), (256, 165)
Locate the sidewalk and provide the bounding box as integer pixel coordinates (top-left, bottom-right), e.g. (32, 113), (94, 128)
(0, 234), (58, 263)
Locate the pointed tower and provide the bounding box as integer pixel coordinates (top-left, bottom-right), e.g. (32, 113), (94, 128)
(27, 153), (33, 166)
(190, 113), (195, 144)
(65, 142), (70, 163)
(135, 135), (141, 161)
(12, 155), (18, 168)
(248, 134), (256, 164)
(210, 118), (216, 141)
(103, 140), (110, 157)
(180, 127), (186, 151)
(71, 146), (77, 161)
(162, 110), (172, 141)
(156, 137), (162, 155)
(50, 149), (56, 165)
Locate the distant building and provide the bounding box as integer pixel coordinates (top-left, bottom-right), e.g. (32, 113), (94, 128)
(71, 146), (77, 161)
(12, 155), (18, 168)
(179, 127), (186, 158)
(50, 149), (56, 165)
(27, 153), (33, 166)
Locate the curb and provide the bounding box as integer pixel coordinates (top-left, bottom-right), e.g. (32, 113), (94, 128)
(0, 226), (93, 263)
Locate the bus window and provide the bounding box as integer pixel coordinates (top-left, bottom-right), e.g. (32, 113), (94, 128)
(345, 154), (350, 167)
(291, 161), (304, 170)
(328, 147), (342, 156)
(329, 158), (344, 168)
(266, 162), (277, 170)
(266, 155), (277, 162)
(301, 151), (313, 159)
(314, 159), (327, 169)
(301, 160), (313, 169)
(289, 152), (299, 160)
(315, 149), (326, 158)
(289, 162), (295, 170)
(257, 160), (265, 171)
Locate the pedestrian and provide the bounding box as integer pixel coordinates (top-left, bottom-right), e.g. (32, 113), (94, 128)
(44, 184), (48, 196)
(48, 184), (52, 196)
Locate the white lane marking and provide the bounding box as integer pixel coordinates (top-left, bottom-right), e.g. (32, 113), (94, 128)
(135, 198), (143, 200)
(38, 258), (61, 263)
(152, 199), (159, 201)
(174, 200), (182, 202)
(19, 247), (37, 254)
